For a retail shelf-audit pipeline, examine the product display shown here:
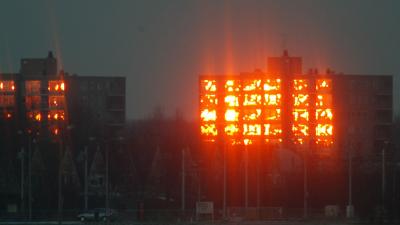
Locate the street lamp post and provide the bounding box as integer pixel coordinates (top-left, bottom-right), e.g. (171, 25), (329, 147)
(347, 142), (354, 218)
(28, 137), (34, 221)
(223, 143), (227, 219)
(57, 138), (63, 225)
(83, 145), (88, 210)
(105, 141), (109, 225)
(105, 136), (123, 225)
(84, 136), (96, 211)
(382, 141), (389, 216)
(244, 145), (249, 210)
(303, 148), (308, 219)
(19, 147), (25, 218)
(58, 125), (73, 225)
(181, 147), (186, 213)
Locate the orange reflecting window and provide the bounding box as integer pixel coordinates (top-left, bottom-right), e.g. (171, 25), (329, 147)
(243, 124), (261, 136)
(243, 79), (262, 91)
(316, 79), (332, 91)
(48, 110), (65, 121)
(315, 79), (333, 146)
(0, 81), (15, 92)
(201, 124), (217, 136)
(25, 81), (41, 95)
(25, 96), (41, 109)
(200, 79), (218, 141)
(0, 96), (15, 107)
(27, 111), (42, 122)
(292, 79), (310, 144)
(225, 124), (239, 136)
(49, 96), (65, 108)
(48, 80), (66, 92)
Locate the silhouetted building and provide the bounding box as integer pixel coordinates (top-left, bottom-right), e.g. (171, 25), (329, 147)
(0, 52), (126, 212)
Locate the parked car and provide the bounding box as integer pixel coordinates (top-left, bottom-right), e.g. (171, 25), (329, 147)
(77, 208), (117, 221)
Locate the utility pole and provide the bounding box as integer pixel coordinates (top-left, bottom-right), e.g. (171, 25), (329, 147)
(303, 145), (308, 219)
(28, 138), (32, 221)
(181, 148), (186, 213)
(382, 142), (387, 214)
(223, 144), (227, 218)
(347, 143), (354, 218)
(84, 146), (88, 210)
(256, 145), (260, 210)
(105, 142), (109, 225)
(19, 147), (25, 218)
(57, 140), (63, 225)
(244, 145), (249, 209)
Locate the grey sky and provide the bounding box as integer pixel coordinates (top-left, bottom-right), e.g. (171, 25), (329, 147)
(1, 0), (399, 120)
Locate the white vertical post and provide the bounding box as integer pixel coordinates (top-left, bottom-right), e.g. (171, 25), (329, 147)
(346, 143), (354, 218)
(84, 146), (88, 210)
(245, 145), (249, 209)
(181, 148), (186, 212)
(303, 145), (308, 219)
(20, 148), (25, 216)
(105, 142), (109, 225)
(223, 144), (227, 218)
(28, 138), (32, 221)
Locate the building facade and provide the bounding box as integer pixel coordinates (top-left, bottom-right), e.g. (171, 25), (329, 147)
(198, 50), (393, 213)
(0, 52), (126, 212)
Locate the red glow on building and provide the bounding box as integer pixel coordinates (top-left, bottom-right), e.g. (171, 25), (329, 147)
(199, 71), (333, 147)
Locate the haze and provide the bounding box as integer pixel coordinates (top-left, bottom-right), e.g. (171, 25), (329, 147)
(1, 0), (399, 120)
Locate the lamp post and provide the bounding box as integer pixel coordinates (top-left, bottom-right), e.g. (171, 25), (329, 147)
(244, 144), (249, 210)
(303, 140), (309, 219)
(57, 137), (63, 225)
(57, 125), (73, 225)
(382, 141), (389, 216)
(84, 136), (96, 211)
(28, 137), (35, 221)
(303, 150), (307, 219)
(18, 147), (25, 218)
(223, 143), (227, 219)
(105, 141), (109, 225)
(347, 142), (354, 218)
(17, 130), (25, 218)
(105, 136), (123, 225)
(181, 147), (186, 213)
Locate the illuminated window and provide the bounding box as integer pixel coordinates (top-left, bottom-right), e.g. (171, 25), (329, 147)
(0, 81), (15, 92)
(25, 96), (41, 109)
(201, 80), (217, 92)
(200, 79), (218, 141)
(48, 110), (65, 121)
(292, 79), (310, 144)
(243, 124), (261, 136)
(25, 81), (41, 95)
(0, 96), (15, 107)
(243, 79), (261, 91)
(265, 109), (281, 121)
(315, 79), (333, 146)
(201, 109), (217, 122)
(48, 80), (66, 92)
(225, 109), (239, 122)
(243, 108), (261, 121)
(225, 95), (239, 107)
(201, 124), (217, 136)
(316, 79), (332, 91)
(264, 93), (281, 106)
(225, 80), (241, 92)
(27, 111), (42, 122)
(49, 96), (65, 108)
(225, 124), (239, 136)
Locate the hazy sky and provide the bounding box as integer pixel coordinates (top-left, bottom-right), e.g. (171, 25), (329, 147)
(1, 0), (399, 120)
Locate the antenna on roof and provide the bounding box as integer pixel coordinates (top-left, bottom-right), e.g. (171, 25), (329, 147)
(280, 32), (288, 52)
